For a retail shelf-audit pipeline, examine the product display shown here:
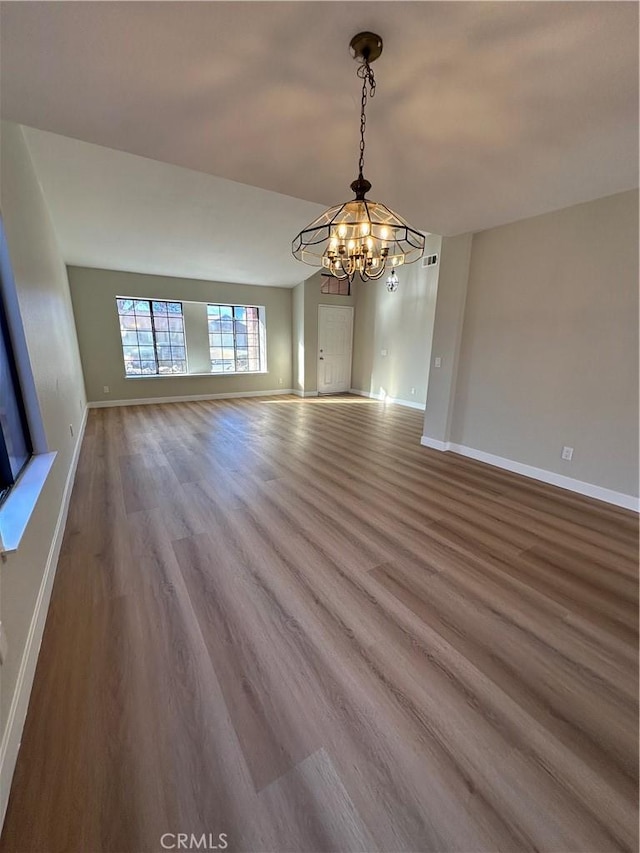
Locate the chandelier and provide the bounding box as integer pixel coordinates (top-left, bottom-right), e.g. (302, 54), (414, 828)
(292, 32), (425, 286)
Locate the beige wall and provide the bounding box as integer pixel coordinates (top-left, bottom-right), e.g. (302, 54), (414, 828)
(67, 267), (293, 402)
(0, 123), (86, 795)
(292, 281), (304, 394)
(182, 301), (211, 374)
(449, 190), (638, 496)
(422, 233), (473, 440)
(352, 234), (441, 406)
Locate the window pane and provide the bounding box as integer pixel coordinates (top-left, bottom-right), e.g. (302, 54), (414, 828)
(207, 304), (263, 374)
(0, 325), (30, 480)
(136, 316), (153, 331)
(119, 314), (138, 331)
(158, 361), (185, 374)
(116, 296), (186, 377)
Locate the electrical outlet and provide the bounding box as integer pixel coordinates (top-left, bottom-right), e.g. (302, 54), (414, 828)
(278, 377), (283, 385)
(434, 356), (442, 368)
(103, 385), (110, 394)
(381, 349), (388, 357)
(561, 446), (574, 461)
(410, 387), (416, 395)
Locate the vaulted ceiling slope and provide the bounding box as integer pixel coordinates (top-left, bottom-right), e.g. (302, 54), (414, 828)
(2, 2), (638, 275)
(22, 128), (327, 288)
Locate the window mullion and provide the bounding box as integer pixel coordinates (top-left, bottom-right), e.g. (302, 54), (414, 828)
(232, 306), (239, 372)
(149, 300), (160, 375)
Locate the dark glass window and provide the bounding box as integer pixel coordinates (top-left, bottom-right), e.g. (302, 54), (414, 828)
(207, 304), (262, 373)
(116, 297), (186, 376)
(0, 286), (32, 505)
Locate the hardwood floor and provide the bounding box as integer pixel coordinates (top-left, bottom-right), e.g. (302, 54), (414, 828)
(1, 395), (637, 853)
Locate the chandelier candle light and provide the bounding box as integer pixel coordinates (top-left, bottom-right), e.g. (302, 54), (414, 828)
(292, 32), (425, 287)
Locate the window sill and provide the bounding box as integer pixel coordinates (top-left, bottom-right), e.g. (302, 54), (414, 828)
(0, 452), (57, 554)
(124, 371), (268, 379)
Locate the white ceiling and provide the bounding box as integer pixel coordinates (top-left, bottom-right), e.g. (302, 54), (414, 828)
(22, 128), (326, 287)
(2, 2), (638, 285)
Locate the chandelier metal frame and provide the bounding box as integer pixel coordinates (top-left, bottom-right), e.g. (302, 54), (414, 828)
(292, 31), (425, 286)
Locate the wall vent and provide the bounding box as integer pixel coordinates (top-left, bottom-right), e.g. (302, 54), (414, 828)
(422, 253), (438, 268)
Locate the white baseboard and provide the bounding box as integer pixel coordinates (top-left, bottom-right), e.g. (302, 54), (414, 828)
(420, 435), (639, 511)
(88, 389), (294, 408)
(350, 388), (425, 411)
(0, 405), (88, 829)
(291, 390), (319, 398)
(419, 435), (450, 451)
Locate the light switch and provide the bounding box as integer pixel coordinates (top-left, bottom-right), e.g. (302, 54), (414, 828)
(381, 349), (388, 357)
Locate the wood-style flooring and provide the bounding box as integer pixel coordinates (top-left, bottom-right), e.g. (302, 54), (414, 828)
(1, 395), (638, 853)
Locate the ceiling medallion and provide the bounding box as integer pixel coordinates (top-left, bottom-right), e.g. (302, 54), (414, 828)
(292, 31), (425, 289)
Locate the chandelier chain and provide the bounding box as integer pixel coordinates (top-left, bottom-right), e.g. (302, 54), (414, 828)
(356, 58), (376, 178)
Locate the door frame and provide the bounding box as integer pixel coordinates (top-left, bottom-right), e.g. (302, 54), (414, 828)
(317, 304), (354, 395)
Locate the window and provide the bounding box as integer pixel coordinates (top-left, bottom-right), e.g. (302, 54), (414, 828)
(207, 304), (262, 373)
(117, 298), (186, 376)
(0, 284), (32, 505)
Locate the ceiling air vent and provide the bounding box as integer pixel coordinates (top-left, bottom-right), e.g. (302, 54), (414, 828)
(422, 254), (438, 268)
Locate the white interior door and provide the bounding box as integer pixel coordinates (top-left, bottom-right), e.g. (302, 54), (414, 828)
(317, 305), (354, 394)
